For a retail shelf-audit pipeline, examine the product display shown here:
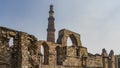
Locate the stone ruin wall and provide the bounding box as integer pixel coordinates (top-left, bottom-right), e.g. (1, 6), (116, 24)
(0, 27), (21, 68)
(0, 26), (118, 68)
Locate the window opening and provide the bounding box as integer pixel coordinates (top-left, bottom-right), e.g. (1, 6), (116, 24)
(9, 38), (14, 47)
(67, 37), (72, 46)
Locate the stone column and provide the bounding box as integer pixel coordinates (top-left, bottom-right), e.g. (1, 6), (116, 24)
(103, 57), (108, 68)
(48, 43), (56, 68)
(19, 32), (29, 68)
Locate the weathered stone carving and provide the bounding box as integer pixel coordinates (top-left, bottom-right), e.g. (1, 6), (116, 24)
(57, 29), (82, 46)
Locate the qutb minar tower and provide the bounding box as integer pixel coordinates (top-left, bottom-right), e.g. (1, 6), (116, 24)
(47, 4), (55, 43)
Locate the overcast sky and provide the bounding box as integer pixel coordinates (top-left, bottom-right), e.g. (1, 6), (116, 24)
(0, 0), (120, 55)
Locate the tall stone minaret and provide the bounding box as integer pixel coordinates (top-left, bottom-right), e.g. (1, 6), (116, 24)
(47, 4), (55, 43)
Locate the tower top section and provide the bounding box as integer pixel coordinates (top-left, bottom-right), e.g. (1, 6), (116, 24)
(49, 4), (54, 17)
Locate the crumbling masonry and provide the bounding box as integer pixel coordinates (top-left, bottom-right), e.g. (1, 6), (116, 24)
(0, 4), (118, 68)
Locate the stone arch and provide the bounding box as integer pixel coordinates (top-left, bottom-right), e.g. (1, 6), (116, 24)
(40, 42), (49, 65)
(57, 29), (82, 46)
(55, 46), (61, 65)
(55, 46), (67, 65)
(67, 34), (78, 46)
(67, 37), (72, 46)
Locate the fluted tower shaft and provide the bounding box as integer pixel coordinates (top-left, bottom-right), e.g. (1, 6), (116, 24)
(47, 5), (55, 43)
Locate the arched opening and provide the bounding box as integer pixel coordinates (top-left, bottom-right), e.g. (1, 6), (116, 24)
(40, 45), (44, 63)
(56, 46), (61, 65)
(56, 46), (66, 65)
(9, 37), (14, 47)
(40, 42), (49, 65)
(76, 49), (80, 56)
(67, 37), (72, 46)
(66, 34), (78, 46)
